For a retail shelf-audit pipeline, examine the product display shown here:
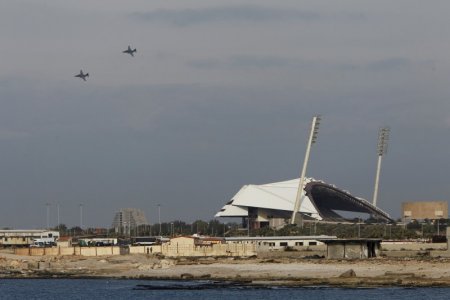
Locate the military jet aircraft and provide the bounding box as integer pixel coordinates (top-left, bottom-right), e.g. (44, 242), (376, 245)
(74, 70), (89, 81)
(123, 45), (137, 57)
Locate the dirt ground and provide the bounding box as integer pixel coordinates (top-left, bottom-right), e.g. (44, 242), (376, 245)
(2, 250), (450, 287)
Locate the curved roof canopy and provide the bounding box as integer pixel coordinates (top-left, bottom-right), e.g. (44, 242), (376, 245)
(304, 181), (394, 222)
(215, 178), (393, 223)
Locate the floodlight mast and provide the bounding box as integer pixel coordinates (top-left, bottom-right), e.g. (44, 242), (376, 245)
(290, 115), (321, 225)
(372, 127), (390, 208)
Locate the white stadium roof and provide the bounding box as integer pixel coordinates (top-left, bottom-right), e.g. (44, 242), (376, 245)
(215, 178), (319, 219)
(215, 178), (393, 223)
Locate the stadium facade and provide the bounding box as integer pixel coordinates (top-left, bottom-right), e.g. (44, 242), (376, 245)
(215, 178), (394, 229)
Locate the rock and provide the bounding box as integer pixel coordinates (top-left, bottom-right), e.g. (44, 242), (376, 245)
(38, 262), (50, 270)
(151, 263), (160, 269)
(8, 260), (21, 268)
(202, 257), (216, 262)
(180, 273), (194, 279)
(137, 264), (153, 271)
(159, 259), (174, 269)
(99, 259), (107, 263)
(384, 272), (416, 277)
(339, 269), (356, 278)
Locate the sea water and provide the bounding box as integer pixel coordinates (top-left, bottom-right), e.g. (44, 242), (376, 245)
(0, 279), (449, 300)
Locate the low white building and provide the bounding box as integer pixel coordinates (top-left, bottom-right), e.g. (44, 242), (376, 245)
(0, 230), (60, 247)
(225, 235), (337, 250)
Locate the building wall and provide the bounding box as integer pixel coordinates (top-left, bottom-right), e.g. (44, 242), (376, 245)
(0, 230), (60, 247)
(129, 245), (162, 254)
(161, 243), (256, 257)
(169, 237), (197, 246)
(1, 237), (34, 247)
(14, 243), (255, 257)
(227, 238), (326, 251)
(402, 201), (448, 220)
(15, 246), (121, 256)
(326, 242), (380, 259)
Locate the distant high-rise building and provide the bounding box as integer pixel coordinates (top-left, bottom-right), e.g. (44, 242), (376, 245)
(111, 208), (149, 234)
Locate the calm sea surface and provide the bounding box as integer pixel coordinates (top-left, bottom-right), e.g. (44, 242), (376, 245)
(0, 279), (450, 300)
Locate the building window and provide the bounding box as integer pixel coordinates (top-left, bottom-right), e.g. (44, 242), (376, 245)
(280, 242), (288, 247)
(295, 242), (304, 246)
(309, 241), (317, 246)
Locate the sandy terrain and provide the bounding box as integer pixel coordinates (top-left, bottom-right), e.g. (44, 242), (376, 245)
(2, 250), (450, 287)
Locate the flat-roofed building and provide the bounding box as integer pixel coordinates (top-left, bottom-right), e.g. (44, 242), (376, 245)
(225, 235), (336, 251)
(0, 230), (60, 247)
(402, 201), (448, 221)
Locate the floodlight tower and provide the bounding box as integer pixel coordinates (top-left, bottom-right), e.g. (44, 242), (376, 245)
(372, 127), (390, 208)
(290, 115), (321, 225)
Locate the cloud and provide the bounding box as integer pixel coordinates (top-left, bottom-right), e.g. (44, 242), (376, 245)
(0, 128), (30, 140)
(130, 5), (320, 26)
(366, 57), (411, 72)
(188, 55), (413, 72)
(188, 55), (299, 70)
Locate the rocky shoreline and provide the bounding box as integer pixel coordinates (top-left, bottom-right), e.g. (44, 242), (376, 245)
(2, 251), (450, 287)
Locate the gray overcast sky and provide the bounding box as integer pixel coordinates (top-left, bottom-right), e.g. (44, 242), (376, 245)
(1, 0), (450, 228)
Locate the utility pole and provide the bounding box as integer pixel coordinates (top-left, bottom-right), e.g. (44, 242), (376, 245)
(291, 115), (321, 225)
(372, 127), (390, 207)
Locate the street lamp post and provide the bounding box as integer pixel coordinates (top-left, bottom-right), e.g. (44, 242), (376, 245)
(357, 217), (362, 238)
(79, 204), (83, 230)
(437, 219), (440, 236)
(158, 204), (161, 236)
(290, 115), (321, 225)
(46, 203), (50, 230)
(372, 127), (390, 207)
(56, 202), (60, 231)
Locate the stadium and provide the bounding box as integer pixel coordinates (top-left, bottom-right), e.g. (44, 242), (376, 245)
(215, 178), (394, 229)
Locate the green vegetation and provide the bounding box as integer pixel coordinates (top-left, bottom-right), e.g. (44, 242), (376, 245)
(51, 218), (449, 240)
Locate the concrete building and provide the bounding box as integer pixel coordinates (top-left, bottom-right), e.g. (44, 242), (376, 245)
(111, 208), (149, 234)
(323, 239), (381, 259)
(0, 230), (60, 247)
(216, 178), (394, 229)
(225, 235), (336, 251)
(402, 201), (448, 221)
